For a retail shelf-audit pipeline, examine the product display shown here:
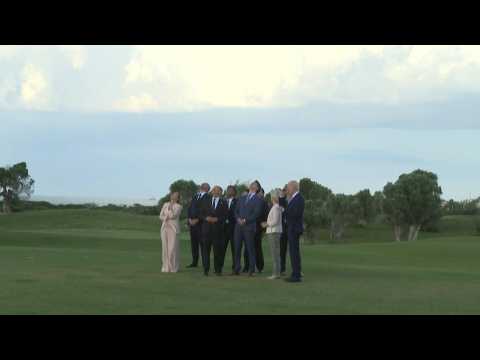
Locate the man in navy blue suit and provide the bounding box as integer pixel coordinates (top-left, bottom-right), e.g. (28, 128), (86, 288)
(284, 180), (305, 283)
(186, 183), (210, 268)
(232, 181), (263, 277)
(278, 185), (289, 275)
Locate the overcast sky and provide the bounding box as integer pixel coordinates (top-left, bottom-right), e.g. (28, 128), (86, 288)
(1, 45), (479, 200)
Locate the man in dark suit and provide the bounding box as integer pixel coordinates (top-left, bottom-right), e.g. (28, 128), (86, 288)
(255, 188), (269, 273)
(199, 185), (228, 276)
(223, 185), (238, 272)
(284, 180), (305, 283)
(232, 181), (263, 277)
(278, 185), (289, 275)
(186, 183), (210, 268)
(243, 187), (268, 273)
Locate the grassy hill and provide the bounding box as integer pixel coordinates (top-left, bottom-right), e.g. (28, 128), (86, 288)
(1, 209), (480, 314)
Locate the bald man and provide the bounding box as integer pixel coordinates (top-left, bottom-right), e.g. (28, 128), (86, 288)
(284, 180), (305, 283)
(199, 185), (228, 276)
(186, 182), (210, 268)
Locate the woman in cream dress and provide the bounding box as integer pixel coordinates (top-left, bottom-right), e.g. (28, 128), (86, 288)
(261, 189), (284, 279)
(159, 192), (183, 273)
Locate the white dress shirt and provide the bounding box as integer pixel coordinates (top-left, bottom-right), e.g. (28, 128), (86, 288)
(288, 191), (299, 204)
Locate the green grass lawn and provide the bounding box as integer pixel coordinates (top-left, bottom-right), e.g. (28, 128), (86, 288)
(1, 209), (480, 314)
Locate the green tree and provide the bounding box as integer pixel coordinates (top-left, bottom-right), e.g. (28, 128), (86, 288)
(230, 180), (249, 197)
(474, 216), (480, 236)
(372, 190), (385, 222)
(300, 178), (332, 201)
(158, 179), (198, 219)
(0, 162), (35, 214)
(325, 193), (361, 242)
(383, 182), (408, 241)
(299, 178), (332, 241)
(354, 189), (375, 225)
(422, 205), (442, 232)
(443, 198), (478, 216)
(383, 169), (443, 241)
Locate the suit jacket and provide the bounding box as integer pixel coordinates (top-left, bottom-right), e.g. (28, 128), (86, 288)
(225, 197), (238, 227)
(266, 203), (283, 234)
(234, 193), (263, 232)
(285, 193), (305, 235)
(187, 192), (207, 220)
(279, 196), (288, 231)
(199, 195), (228, 235)
(256, 197), (269, 233)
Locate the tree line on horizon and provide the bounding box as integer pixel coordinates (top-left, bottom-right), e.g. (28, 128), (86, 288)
(1, 161), (479, 241)
(156, 169), (478, 242)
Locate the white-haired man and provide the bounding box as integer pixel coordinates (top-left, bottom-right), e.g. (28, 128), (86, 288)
(284, 180), (305, 283)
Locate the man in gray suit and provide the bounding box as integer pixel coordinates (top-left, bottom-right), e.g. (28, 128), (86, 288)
(232, 181), (263, 277)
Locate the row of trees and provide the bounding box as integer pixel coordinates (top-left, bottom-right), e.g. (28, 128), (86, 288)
(442, 198), (480, 216)
(300, 178), (376, 242)
(156, 170), (443, 243)
(0, 162), (456, 244)
(300, 169), (443, 242)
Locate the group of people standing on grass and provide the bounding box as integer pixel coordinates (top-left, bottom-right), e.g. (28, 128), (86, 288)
(159, 179), (305, 283)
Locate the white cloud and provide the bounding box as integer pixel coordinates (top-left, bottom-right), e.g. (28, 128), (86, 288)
(3, 45), (480, 112)
(121, 45), (389, 110)
(20, 63), (49, 109)
(0, 45), (17, 59)
(0, 77), (17, 108)
(58, 45), (87, 70)
(276, 45), (480, 105)
(115, 93), (160, 112)
(124, 45), (480, 110)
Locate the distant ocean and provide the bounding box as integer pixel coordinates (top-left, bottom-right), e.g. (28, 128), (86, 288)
(30, 195), (158, 207)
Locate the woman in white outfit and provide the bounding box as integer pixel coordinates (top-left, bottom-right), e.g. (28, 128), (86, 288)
(261, 189), (284, 279)
(159, 191), (183, 273)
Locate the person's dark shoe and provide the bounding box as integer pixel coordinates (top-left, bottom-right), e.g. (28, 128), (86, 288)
(248, 272), (255, 277)
(215, 272), (222, 276)
(230, 271), (240, 276)
(280, 272), (286, 276)
(204, 271), (209, 276)
(284, 277), (301, 283)
(242, 268), (248, 273)
(186, 264), (197, 268)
